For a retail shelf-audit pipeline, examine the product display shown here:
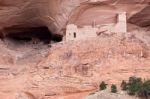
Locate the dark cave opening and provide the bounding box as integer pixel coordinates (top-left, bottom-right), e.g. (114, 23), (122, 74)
(2, 26), (63, 44)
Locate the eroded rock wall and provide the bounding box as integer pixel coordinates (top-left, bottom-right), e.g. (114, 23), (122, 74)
(0, 0), (149, 35)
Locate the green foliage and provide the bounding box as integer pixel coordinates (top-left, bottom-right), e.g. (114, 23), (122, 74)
(121, 76), (150, 99)
(111, 84), (117, 93)
(97, 77), (150, 99)
(138, 80), (150, 99)
(127, 76), (142, 95)
(99, 81), (107, 91)
(121, 80), (128, 91)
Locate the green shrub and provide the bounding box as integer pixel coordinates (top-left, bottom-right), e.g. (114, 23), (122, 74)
(127, 76), (142, 95)
(138, 80), (150, 99)
(121, 80), (128, 91)
(111, 84), (117, 93)
(120, 77), (150, 99)
(99, 81), (107, 91)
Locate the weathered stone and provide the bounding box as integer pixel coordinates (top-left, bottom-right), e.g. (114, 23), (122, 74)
(0, 0), (149, 35)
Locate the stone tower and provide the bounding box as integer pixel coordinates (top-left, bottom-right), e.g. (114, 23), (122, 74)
(115, 12), (127, 33)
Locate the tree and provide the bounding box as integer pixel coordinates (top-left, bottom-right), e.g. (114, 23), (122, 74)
(111, 84), (117, 93)
(99, 81), (107, 91)
(121, 80), (128, 91)
(120, 77), (150, 99)
(127, 76), (143, 95)
(138, 80), (150, 99)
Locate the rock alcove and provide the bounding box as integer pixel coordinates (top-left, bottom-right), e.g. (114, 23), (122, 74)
(0, 26), (63, 64)
(0, 26), (63, 46)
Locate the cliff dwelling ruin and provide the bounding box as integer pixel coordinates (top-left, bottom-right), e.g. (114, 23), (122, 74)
(0, 12), (127, 46)
(0, 26), (63, 46)
(0, 0), (149, 99)
(65, 12), (127, 41)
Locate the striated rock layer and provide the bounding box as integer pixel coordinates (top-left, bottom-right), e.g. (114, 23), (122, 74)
(0, 0), (150, 99)
(0, 0), (149, 35)
(0, 31), (150, 98)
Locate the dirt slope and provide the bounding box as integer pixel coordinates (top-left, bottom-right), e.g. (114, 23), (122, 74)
(0, 31), (149, 98)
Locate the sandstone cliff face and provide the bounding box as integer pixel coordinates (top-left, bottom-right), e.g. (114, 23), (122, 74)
(0, 0), (149, 35)
(1, 31), (150, 99)
(0, 0), (150, 99)
(129, 6), (150, 27)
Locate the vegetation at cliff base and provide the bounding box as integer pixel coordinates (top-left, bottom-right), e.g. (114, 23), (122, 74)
(111, 84), (117, 93)
(121, 76), (150, 99)
(99, 81), (107, 91)
(98, 77), (150, 99)
(121, 80), (128, 91)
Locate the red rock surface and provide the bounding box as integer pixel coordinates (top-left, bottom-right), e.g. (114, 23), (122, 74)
(0, 31), (150, 98)
(0, 0), (150, 99)
(0, 0), (149, 34)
